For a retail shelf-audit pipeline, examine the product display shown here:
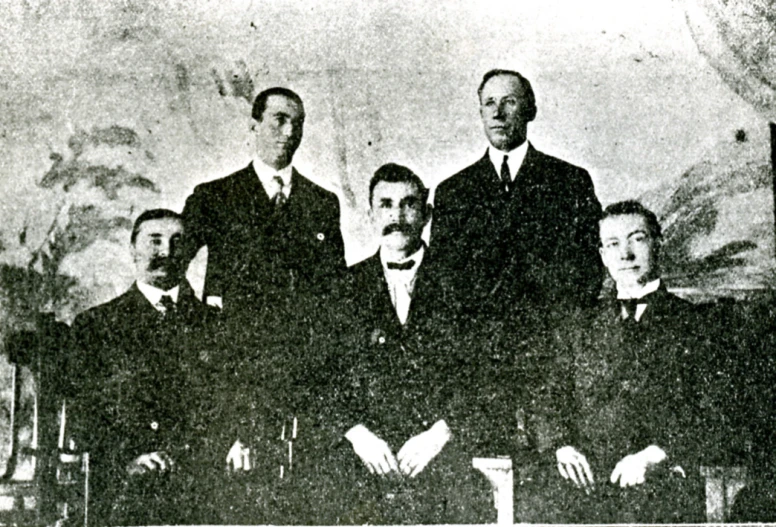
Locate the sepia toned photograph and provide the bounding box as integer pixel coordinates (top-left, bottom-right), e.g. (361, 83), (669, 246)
(0, 0), (774, 524)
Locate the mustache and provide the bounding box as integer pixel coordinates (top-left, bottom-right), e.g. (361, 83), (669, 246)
(382, 223), (412, 236)
(148, 256), (173, 271)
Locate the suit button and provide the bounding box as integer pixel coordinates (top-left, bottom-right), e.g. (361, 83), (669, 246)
(316, 233), (325, 241)
(150, 421), (159, 431)
(378, 336), (386, 344)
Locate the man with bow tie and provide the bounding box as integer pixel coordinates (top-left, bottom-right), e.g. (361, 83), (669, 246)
(321, 163), (491, 524)
(181, 86), (345, 315)
(525, 200), (710, 523)
(68, 209), (221, 525)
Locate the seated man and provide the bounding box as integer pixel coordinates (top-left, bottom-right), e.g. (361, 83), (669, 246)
(326, 163), (491, 524)
(68, 209), (221, 526)
(529, 201), (708, 523)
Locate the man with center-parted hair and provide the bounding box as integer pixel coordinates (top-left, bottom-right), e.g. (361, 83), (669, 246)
(525, 200), (713, 523)
(318, 163), (492, 524)
(67, 209), (224, 526)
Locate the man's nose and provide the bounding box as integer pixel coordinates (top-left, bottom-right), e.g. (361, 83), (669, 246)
(619, 244), (635, 260)
(156, 242), (170, 257)
(493, 101), (506, 118)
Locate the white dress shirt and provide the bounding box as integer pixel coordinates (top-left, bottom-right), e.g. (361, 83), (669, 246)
(252, 158), (293, 200)
(488, 140), (530, 183)
(380, 245), (425, 325)
(136, 281), (180, 313)
(616, 278), (661, 322)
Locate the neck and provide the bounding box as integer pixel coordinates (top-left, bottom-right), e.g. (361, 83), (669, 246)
(258, 154), (291, 171)
(382, 238), (423, 262)
(617, 277), (659, 299)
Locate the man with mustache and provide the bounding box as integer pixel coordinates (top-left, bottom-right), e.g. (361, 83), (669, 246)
(181, 86), (345, 314)
(68, 209), (221, 525)
(325, 163), (491, 524)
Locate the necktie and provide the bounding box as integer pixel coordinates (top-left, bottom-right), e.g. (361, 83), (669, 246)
(272, 175), (287, 207)
(500, 155), (511, 190)
(158, 295), (176, 314)
(620, 298), (639, 321)
(386, 260), (415, 271)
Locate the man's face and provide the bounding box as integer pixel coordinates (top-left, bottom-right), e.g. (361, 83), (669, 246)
(599, 214), (659, 291)
(132, 218), (185, 290)
(370, 181), (429, 253)
(252, 94), (305, 170)
(479, 74), (532, 151)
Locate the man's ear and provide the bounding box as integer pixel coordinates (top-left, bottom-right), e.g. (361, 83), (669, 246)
(421, 202), (433, 227)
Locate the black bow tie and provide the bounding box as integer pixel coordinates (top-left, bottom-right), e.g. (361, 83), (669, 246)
(619, 291), (657, 320)
(158, 294), (177, 314)
(386, 260), (415, 271)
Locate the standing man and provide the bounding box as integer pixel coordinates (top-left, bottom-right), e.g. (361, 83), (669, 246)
(182, 87), (345, 314)
(326, 163), (491, 524)
(531, 201), (709, 523)
(430, 69), (602, 318)
(68, 209), (222, 526)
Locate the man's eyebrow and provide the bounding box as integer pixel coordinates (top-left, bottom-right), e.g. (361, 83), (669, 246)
(627, 229), (649, 238)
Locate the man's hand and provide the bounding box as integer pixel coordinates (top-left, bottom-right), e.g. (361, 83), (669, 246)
(127, 451), (174, 476)
(397, 420), (451, 478)
(226, 440), (252, 472)
(556, 446), (594, 488)
(345, 424), (399, 476)
(610, 445), (667, 487)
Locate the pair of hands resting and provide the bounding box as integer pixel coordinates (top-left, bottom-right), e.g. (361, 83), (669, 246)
(556, 444), (668, 489)
(127, 451), (175, 476)
(345, 420), (451, 478)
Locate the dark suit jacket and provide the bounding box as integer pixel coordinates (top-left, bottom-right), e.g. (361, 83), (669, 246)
(182, 163), (346, 313)
(524, 287), (713, 522)
(333, 252), (477, 446)
(319, 252), (492, 524)
(540, 288), (711, 474)
(68, 282), (220, 525)
(430, 145), (602, 319)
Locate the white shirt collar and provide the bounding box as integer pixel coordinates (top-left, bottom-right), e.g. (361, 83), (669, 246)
(251, 159), (293, 199)
(380, 244), (425, 273)
(488, 140), (530, 182)
(137, 281), (180, 308)
(616, 278), (661, 300)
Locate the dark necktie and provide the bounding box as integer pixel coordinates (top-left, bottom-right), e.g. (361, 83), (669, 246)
(620, 298), (639, 321)
(272, 175), (287, 207)
(386, 260), (415, 271)
(500, 155), (511, 190)
(158, 295), (176, 315)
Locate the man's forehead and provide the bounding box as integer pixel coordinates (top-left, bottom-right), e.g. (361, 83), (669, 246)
(599, 214), (649, 237)
(373, 180), (423, 199)
(137, 218), (183, 236)
(480, 74), (525, 99)
(265, 94), (305, 116)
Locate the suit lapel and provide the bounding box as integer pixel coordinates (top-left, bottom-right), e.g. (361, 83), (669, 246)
(236, 162), (273, 220)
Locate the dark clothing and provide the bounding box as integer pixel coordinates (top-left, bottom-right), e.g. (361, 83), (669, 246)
(527, 288), (711, 523)
(68, 282), (221, 526)
(181, 162), (346, 314)
(320, 253), (493, 524)
(429, 145), (602, 320)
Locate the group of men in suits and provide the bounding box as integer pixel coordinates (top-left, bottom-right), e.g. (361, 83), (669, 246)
(65, 68), (739, 525)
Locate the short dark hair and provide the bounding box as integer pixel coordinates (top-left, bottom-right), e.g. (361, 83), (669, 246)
(477, 69), (537, 121)
(251, 87), (304, 121)
(368, 163), (429, 206)
(600, 200), (662, 240)
(130, 209), (182, 244)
